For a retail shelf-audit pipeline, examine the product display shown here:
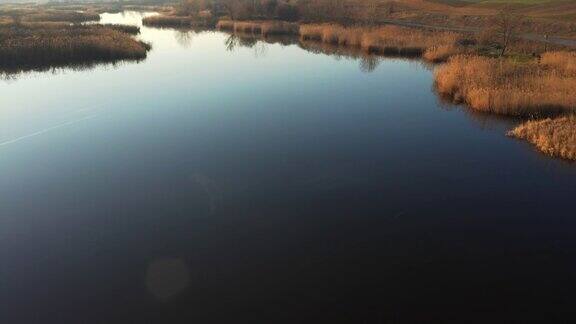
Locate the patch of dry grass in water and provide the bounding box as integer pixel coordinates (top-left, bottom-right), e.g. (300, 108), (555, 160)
(299, 24), (463, 60)
(508, 116), (576, 161)
(0, 24), (150, 74)
(435, 52), (576, 116)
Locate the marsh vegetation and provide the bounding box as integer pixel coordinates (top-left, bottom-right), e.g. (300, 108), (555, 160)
(509, 116), (576, 161)
(0, 5), (150, 75)
(299, 24), (466, 60)
(0, 24), (150, 74)
(435, 52), (576, 117)
(434, 51), (576, 159)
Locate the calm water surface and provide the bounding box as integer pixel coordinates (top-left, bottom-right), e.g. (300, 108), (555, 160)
(1, 11), (576, 323)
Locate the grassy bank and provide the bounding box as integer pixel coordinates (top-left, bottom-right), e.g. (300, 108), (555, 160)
(435, 52), (576, 116)
(0, 24), (150, 74)
(508, 116), (576, 161)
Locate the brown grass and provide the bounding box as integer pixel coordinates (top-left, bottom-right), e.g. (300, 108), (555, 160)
(508, 116), (576, 161)
(299, 24), (464, 60)
(435, 52), (576, 116)
(541, 51), (576, 74)
(0, 24), (150, 74)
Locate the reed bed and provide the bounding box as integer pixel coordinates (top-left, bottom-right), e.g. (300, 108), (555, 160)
(217, 20), (299, 36)
(0, 24), (150, 74)
(23, 10), (100, 23)
(100, 24), (140, 35)
(299, 24), (462, 60)
(541, 51), (576, 75)
(423, 44), (470, 63)
(19, 22), (140, 35)
(435, 52), (576, 116)
(143, 11), (215, 28)
(508, 116), (576, 161)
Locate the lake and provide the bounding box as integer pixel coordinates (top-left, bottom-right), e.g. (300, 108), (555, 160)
(1, 11), (576, 323)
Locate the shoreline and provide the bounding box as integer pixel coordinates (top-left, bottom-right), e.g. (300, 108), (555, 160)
(210, 19), (575, 161)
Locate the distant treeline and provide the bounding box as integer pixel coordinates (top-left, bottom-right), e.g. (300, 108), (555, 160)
(170, 0), (382, 23)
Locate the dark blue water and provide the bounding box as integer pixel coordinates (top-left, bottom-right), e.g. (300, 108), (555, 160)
(1, 11), (576, 323)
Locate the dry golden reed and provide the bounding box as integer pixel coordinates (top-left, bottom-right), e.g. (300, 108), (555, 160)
(435, 53), (576, 116)
(299, 24), (462, 60)
(508, 116), (576, 161)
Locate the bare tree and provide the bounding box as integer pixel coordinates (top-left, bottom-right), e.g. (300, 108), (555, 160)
(494, 8), (524, 56)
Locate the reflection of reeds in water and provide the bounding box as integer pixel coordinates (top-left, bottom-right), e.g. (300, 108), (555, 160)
(222, 31), (386, 73)
(224, 33), (270, 58)
(299, 39), (382, 72)
(217, 20), (299, 37)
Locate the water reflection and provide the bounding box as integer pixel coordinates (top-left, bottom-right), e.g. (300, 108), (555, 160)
(172, 27), (215, 48)
(435, 90), (521, 131)
(221, 31), (387, 73)
(0, 60), (144, 81)
(174, 30), (197, 48)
